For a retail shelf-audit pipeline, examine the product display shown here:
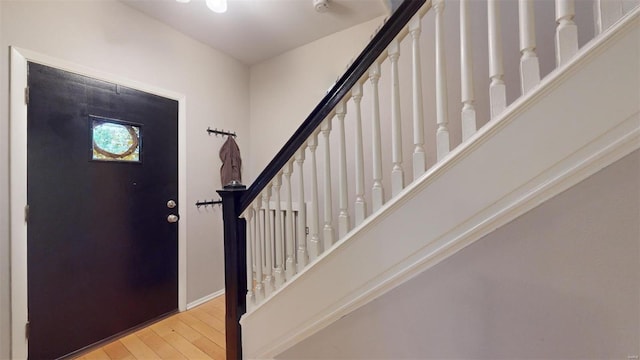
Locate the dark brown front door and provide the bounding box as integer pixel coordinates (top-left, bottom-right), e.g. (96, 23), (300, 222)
(27, 63), (179, 359)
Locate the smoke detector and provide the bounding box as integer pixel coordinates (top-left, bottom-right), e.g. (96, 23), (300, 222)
(313, 0), (330, 13)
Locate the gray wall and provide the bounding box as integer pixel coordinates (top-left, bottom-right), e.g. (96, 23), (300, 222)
(278, 150), (640, 359)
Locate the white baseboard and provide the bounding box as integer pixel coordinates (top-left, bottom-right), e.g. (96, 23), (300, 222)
(186, 289), (225, 310)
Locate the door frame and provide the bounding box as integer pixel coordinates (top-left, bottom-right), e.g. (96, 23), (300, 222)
(10, 47), (188, 360)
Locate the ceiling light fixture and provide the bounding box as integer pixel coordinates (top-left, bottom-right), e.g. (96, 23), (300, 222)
(206, 0), (228, 13)
(313, 0), (330, 13)
(175, 0), (227, 14)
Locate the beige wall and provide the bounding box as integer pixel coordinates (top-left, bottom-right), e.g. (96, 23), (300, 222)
(247, 16), (385, 182)
(0, 1), (250, 356)
(278, 150), (640, 359)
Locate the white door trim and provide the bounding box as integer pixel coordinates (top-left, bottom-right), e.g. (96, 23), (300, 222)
(9, 47), (188, 360)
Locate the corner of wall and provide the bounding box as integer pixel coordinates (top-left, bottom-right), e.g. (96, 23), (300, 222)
(247, 16), (386, 180)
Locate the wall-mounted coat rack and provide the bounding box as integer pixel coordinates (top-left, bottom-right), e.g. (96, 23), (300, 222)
(207, 127), (237, 138)
(196, 199), (223, 208)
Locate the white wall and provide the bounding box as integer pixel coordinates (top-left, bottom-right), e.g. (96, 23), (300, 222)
(0, 1), (250, 357)
(278, 150), (640, 359)
(248, 16), (386, 182)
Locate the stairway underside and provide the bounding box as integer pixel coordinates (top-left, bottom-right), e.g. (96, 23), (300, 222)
(241, 8), (640, 359)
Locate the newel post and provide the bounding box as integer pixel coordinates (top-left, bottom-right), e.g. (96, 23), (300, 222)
(217, 181), (247, 360)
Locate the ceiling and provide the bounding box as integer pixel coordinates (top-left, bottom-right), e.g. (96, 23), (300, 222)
(121, 0), (390, 65)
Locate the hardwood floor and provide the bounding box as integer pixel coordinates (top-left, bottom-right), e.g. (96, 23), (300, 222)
(76, 295), (226, 360)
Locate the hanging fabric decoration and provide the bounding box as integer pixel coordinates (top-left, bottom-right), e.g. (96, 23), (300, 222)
(219, 135), (242, 186)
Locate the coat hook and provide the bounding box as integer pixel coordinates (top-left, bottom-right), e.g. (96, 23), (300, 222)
(206, 127), (238, 138)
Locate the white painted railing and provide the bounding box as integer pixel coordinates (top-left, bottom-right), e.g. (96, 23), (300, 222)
(240, 0), (634, 313)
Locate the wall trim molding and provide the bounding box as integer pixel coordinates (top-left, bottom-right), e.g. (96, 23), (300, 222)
(187, 289), (225, 310)
(9, 47), (189, 360)
(240, 8), (640, 358)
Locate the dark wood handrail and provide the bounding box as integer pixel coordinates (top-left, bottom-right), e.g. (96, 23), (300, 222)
(221, 3), (428, 358)
(239, 0), (427, 213)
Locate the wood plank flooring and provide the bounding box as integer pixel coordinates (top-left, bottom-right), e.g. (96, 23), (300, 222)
(76, 295), (226, 360)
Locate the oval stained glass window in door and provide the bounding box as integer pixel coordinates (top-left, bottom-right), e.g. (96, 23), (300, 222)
(92, 119), (141, 162)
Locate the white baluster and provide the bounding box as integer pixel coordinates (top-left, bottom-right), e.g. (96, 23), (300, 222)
(245, 209), (255, 310)
(555, 0), (579, 66)
(595, 0), (623, 34)
(253, 199), (264, 303)
(460, 0), (477, 142)
(307, 132), (322, 259)
(389, 39), (405, 197)
(519, 0), (541, 94)
(335, 101), (350, 238)
(251, 211), (257, 275)
(434, 0), (450, 161)
(488, 0), (507, 118)
(294, 147), (309, 271)
(369, 62), (385, 212)
(272, 174), (285, 288)
(352, 83), (367, 226)
(282, 161), (296, 280)
(320, 118), (335, 250)
(262, 186), (275, 296)
(409, 16), (426, 179)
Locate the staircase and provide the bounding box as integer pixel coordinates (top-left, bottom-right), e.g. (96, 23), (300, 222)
(219, 1), (640, 358)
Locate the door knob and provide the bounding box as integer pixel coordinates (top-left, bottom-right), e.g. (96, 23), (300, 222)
(167, 214), (179, 223)
(167, 200), (177, 209)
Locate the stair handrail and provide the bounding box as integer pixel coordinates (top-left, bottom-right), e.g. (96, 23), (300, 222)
(239, 0), (428, 213)
(223, 0), (636, 356)
(219, 2), (428, 358)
